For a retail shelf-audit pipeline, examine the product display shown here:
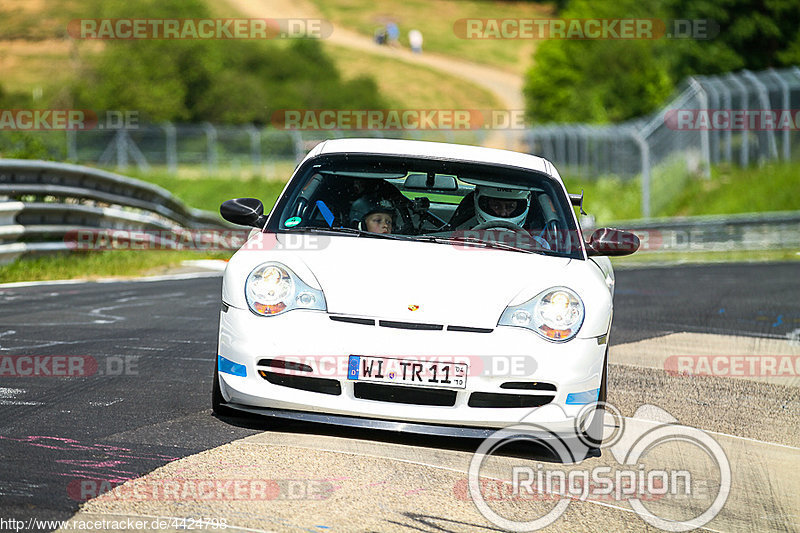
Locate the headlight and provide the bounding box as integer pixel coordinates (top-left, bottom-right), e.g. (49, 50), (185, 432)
(245, 262), (326, 316)
(498, 287), (584, 342)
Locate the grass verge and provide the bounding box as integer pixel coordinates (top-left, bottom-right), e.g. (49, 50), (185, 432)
(0, 251), (232, 284)
(565, 160), (800, 224)
(612, 249), (800, 268)
(124, 168), (291, 213)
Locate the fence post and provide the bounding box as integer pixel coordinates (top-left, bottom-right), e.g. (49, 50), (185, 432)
(116, 130), (128, 170)
(631, 128), (651, 219)
(203, 122), (217, 174)
(247, 124), (261, 174)
(688, 77), (711, 178)
(163, 122), (177, 175)
(701, 77), (721, 164)
(66, 130), (77, 161)
(567, 127), (578, 171)
(727, 73), (749, 166)
(767, 69), (791, 161)
(526, 129), (540, 157)
(290, 130), (305, 163)
(742, 69), (779, 161)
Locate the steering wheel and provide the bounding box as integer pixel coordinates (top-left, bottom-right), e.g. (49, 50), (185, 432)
(471, 220), (551, 250)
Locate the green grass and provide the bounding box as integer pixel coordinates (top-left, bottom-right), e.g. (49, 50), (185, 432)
(124, 168), (291, 213)
(660, 162), (800, 217)
(564, 160), (800, 224)
(612, 248), (800, 267)
(0, 250), (232, 284)
(309, 0), (549, 75)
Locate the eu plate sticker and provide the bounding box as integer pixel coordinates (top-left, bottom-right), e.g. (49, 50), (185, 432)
(347, 355), (361, 380)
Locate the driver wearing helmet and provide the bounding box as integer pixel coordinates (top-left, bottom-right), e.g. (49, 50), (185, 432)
(460, 185), (531, 228)
(349, 195), (395, 234)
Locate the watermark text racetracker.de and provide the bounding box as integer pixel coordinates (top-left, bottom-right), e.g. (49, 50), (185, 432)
(0, 110), (138, 131)
(453, 18), (718, 40)
(64, 229), (329, 252)
(665, 355), (800, 378)
(68, 18), (332, 40)
(0, 355), (138, 377)
(666, 109), (800, 130)
(69, 478), (336, 502)
(270, 109), (529, 130)
(467, 403), (731, 531)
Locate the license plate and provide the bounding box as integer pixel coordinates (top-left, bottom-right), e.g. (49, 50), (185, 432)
(347, 356), (467, 389)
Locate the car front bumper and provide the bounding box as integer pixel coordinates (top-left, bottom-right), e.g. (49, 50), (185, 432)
(217, 306), (608, 436)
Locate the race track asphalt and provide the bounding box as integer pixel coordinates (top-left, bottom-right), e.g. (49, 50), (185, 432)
(0, 262), (797, 529)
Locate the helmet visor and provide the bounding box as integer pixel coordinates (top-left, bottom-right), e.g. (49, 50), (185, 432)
(478, 196), (528, 218)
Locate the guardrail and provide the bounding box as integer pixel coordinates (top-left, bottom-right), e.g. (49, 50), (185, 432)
(605, 210), (800, 253)
(1, 159), (796, 264)
(0, 159), (229, 264)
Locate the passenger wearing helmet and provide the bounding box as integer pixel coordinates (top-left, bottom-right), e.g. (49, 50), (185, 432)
(349, 195), (395, 234)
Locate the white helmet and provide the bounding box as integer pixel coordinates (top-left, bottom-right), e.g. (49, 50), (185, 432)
(474, 186), (531, 226)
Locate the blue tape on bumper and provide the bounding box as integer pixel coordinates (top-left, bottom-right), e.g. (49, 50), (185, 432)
(566, 388), (599, 405)
(218, 355), (247, 377)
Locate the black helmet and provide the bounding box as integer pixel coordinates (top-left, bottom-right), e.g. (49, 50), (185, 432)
(349, 195), (395, 229)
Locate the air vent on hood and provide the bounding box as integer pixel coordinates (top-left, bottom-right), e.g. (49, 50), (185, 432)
(329, 316), (375, 326)
(329, 315), (492, 333)
(500, 381), (557, 392)
(378, 320), (443, 330)
(446, 325), (493, 333)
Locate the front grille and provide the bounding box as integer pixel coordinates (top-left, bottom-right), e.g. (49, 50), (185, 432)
(353, 382), (456, 406)
(468, 392), (553, 408)
(259, 371), (341, 396)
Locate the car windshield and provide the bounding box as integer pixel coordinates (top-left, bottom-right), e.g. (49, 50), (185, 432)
(267, 154), (583, 258)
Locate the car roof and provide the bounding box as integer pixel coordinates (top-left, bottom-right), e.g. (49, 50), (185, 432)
(304, 138), (562, 184)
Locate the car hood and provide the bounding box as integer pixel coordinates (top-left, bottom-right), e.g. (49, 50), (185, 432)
(283, 234), (574, 328)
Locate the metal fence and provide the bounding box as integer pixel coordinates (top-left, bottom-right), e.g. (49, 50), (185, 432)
(62, 127), (489, 176)
(526, 67), (800, 217)
(1, 68), (797, 219)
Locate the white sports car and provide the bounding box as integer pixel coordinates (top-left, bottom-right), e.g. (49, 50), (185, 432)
(213, 138), (638, 444)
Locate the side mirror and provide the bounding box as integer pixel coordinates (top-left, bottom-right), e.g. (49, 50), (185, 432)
(585, 228), (639, 257)
(220, 198), (266, 227)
